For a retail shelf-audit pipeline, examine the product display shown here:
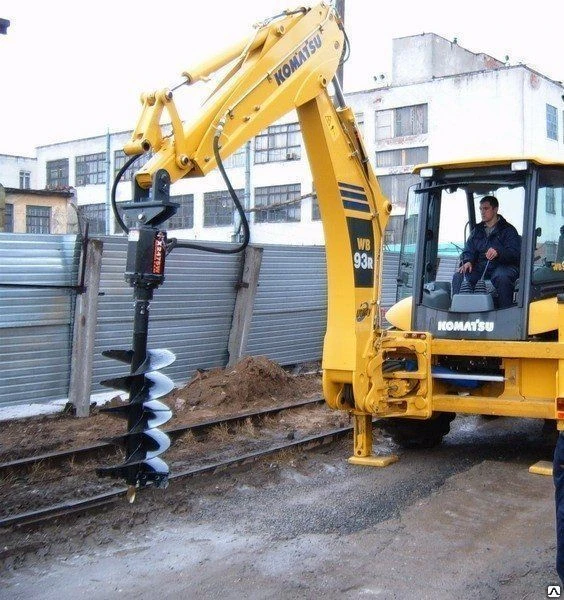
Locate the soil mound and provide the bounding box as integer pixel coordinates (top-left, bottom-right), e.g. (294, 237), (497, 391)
(173, 355), (302, 411)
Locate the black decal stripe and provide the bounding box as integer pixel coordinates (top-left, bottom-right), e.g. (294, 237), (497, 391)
(338, 181), (365, 191)
(340, 190), (368, 202)
(343, 200), (370, 213)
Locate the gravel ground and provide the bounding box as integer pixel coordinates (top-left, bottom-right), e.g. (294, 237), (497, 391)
(1, 415), (560, 600)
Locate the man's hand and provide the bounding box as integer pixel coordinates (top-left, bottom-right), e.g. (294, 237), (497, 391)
(458, 261), (473, 273)
(485, 247), (498, 261)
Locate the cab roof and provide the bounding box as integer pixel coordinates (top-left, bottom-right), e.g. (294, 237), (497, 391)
(413, 156), (564, 174)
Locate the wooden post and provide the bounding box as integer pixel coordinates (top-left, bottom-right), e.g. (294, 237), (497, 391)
(68, 238), (103, 417)
(227, 245), (263, 367)
(0, 185), (5, 231)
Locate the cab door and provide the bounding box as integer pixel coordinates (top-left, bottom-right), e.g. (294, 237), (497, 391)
(396, 185), (421, 303)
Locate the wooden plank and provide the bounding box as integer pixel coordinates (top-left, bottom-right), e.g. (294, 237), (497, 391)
(68, 238), (103, 417)
(227, 246), (263, 367)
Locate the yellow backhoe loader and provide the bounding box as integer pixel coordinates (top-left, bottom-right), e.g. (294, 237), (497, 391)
(99, 3), (564, 492)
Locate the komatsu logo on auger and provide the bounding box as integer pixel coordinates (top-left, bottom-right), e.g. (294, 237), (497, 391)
(274, 34), (323, 85)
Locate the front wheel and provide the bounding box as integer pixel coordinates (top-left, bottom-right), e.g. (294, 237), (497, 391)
(379, 412), (456, 449)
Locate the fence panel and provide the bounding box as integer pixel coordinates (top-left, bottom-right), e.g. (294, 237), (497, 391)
(91, 237), (242, 391)
(0, 233), (80, 407)
(246, 245), (327, 365)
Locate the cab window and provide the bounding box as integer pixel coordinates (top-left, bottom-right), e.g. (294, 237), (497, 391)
(533, 168), (564, 287)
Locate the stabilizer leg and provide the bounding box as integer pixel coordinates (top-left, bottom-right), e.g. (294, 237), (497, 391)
(347, 412), (398, 467)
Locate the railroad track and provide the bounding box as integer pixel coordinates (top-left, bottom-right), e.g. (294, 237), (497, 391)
(0, 397), (352, 529)
(0, 397), (325, 476)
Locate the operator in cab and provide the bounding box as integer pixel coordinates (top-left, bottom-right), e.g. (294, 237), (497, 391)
(452, 195), (520, 308)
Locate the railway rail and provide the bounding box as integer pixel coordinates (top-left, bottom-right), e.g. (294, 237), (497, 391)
(0, 397), (352, 529)
(0, 397), (325, 476)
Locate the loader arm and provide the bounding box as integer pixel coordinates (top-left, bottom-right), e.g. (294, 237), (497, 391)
(123, 3), (391, 423)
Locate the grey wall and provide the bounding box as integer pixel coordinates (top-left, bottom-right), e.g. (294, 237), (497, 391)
(246, 245), (327, 365)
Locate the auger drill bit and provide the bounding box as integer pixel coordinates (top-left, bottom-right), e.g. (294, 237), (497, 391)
(98, 349), (175, 498)
(97, 169), (178, 501)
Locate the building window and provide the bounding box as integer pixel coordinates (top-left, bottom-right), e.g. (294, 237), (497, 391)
(355, 112), (364, 136)
(395, 105), (428, 136)
(203, 190), (241, 227)
(166, 194), (194, 229)
(375, 146), (428, 168)
(375, 109), (393, 140)
(547, 104), (558, 140)
(114, 150), (152, 181)
(546, 187), (556, 214)
(4, 203), (13, 232)
(46, 158), (69, 189)
(26, 205), (51, 234)
(254, 184), (301, 223)
(375, 104), (428, 140)
(378, 173), (419, 210)
(79, 203), (106, 234)
(223, 145), (247, 168)
(76, 153), (106, 186)
(19, 170), (31, 189)
(255, 123), (301, 164)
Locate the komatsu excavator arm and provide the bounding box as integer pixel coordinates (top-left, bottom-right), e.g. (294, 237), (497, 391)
(120, 2), (394, 466)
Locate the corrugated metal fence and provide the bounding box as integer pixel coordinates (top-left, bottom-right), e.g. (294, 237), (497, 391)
(0, 233), (81, 406)
(0, 233), (460, 408)
(91, 237), (241, 393)
(91, 239), (333, 392)
(247, 245), (327, 365)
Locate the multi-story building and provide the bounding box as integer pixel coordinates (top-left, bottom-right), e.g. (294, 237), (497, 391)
(348, 34), (564, 241)
(2, 33), (564, 243)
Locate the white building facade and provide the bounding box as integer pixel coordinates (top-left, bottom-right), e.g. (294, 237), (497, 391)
(3, 33), (564, 243)
(0, 154), (37, 190)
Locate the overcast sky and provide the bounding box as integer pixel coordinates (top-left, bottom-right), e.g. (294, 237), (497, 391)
(1, 0), (563, 156)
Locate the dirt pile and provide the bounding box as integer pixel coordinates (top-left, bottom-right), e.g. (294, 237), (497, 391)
(170, 355), (316, 413)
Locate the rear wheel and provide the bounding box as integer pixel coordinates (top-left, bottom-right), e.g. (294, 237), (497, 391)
(379, 412), (456, 449)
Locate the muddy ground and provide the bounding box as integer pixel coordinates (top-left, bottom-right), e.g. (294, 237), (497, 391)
(1, 416), (561, 600)
(0, 357), (562, 599)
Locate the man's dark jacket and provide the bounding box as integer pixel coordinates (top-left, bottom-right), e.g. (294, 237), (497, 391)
(461, 214), (520, 269)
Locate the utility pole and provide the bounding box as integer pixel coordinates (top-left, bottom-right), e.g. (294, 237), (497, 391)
(334, 0), (345, 89)
(105, 129), (112, 234)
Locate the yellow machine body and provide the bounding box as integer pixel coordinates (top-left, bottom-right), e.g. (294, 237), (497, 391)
(383, 156), (564, 442)
(124, 3), (564, 461)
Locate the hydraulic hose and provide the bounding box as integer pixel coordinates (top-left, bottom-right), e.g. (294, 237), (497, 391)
(111, 154), (140, 235)
(110, 135), (250, 254)
(168, 121), (250, 255)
